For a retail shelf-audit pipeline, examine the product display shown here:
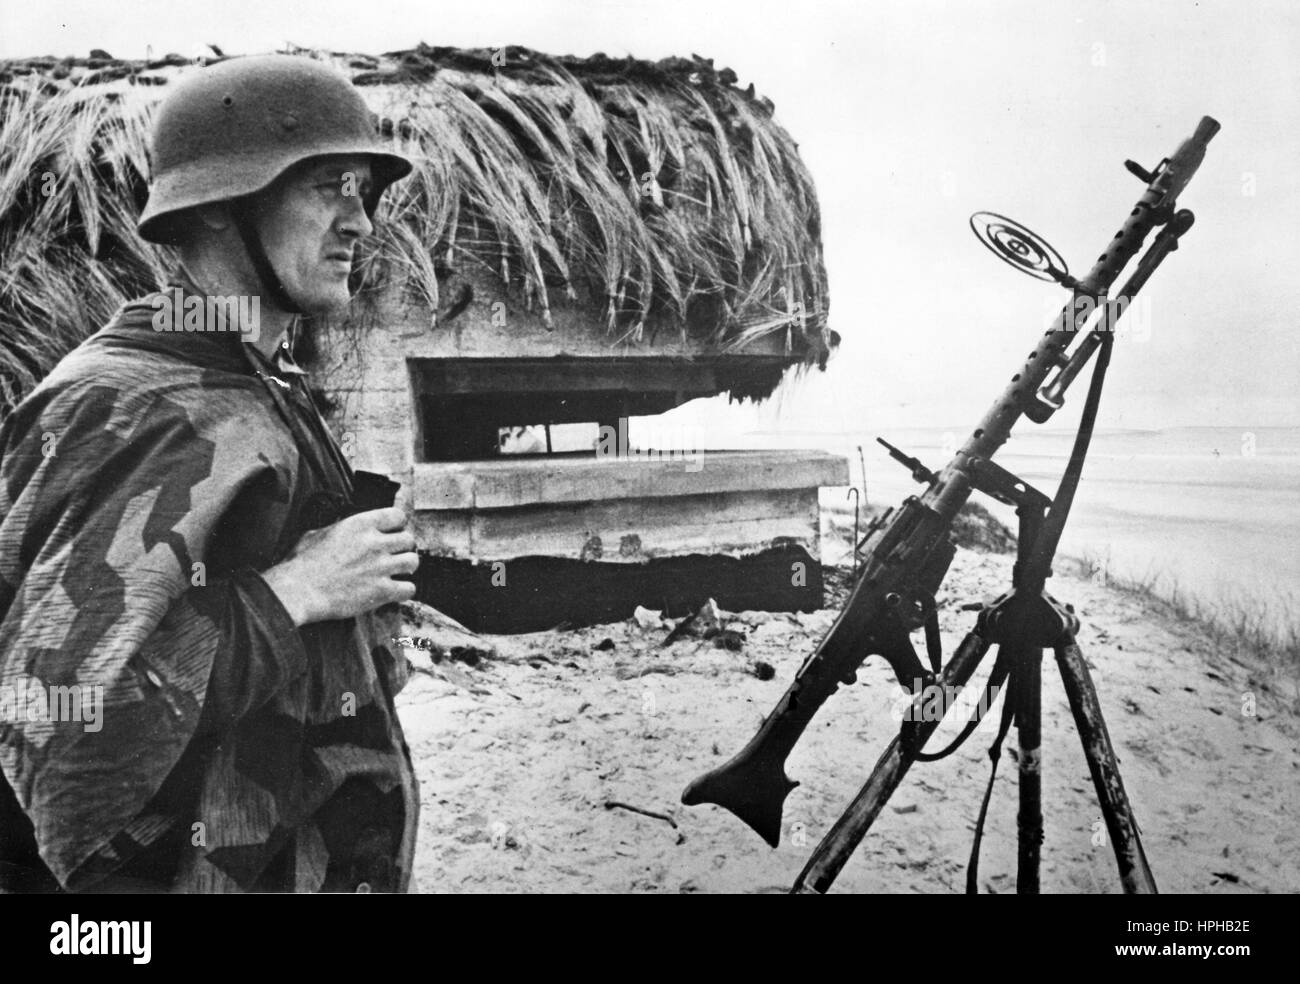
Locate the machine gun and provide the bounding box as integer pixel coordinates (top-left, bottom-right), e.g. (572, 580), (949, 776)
(681, 116), (1220, 894)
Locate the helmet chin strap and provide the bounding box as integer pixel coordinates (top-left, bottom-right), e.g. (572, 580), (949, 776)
(229, 196), (303, 317)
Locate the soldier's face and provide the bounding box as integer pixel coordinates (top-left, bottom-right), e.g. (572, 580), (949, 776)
(252, 155), (375, 314)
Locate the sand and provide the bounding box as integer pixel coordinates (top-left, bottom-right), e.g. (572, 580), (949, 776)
(396, 546), (1300, 894)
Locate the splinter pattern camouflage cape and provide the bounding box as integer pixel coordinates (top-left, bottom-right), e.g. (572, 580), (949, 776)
(0, 279), (418, 892)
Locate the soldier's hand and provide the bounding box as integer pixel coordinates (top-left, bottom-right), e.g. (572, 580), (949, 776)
(260, 507), (418, 626)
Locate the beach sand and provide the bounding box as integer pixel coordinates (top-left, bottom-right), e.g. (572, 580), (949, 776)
(396, 528), (1300, 894)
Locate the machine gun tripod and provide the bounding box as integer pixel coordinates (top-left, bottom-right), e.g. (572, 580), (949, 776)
(797, 406), (1153, 894)
(682, 117), (1220, 894)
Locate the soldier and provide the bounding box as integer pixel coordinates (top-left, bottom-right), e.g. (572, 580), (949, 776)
(0, 55), (422, 892)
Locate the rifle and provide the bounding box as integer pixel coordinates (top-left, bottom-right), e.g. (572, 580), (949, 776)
(682, 117), (1219, 891)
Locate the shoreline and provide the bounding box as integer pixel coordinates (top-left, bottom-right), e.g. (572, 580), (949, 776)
(820, 493), (1300, 664)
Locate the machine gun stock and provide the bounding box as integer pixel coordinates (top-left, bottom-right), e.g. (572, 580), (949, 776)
(682, 494), (954, 845)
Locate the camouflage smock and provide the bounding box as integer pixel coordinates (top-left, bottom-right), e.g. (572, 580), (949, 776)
(0, 278), (419, 892)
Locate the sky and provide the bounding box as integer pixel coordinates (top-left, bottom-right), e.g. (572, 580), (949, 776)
(2, 0), (1297, 435)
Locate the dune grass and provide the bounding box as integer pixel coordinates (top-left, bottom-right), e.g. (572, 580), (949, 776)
(821, 492), (1298, 676)
(1069, 549), (1300, 672)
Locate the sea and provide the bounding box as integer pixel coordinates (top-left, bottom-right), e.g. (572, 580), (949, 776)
(742, 425), (1300, 639)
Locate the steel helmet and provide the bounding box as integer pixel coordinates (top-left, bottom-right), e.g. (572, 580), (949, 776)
(138, 54), (413, 244)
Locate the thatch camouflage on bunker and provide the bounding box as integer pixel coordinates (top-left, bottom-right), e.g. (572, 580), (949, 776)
(0, 43), (834, 420)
